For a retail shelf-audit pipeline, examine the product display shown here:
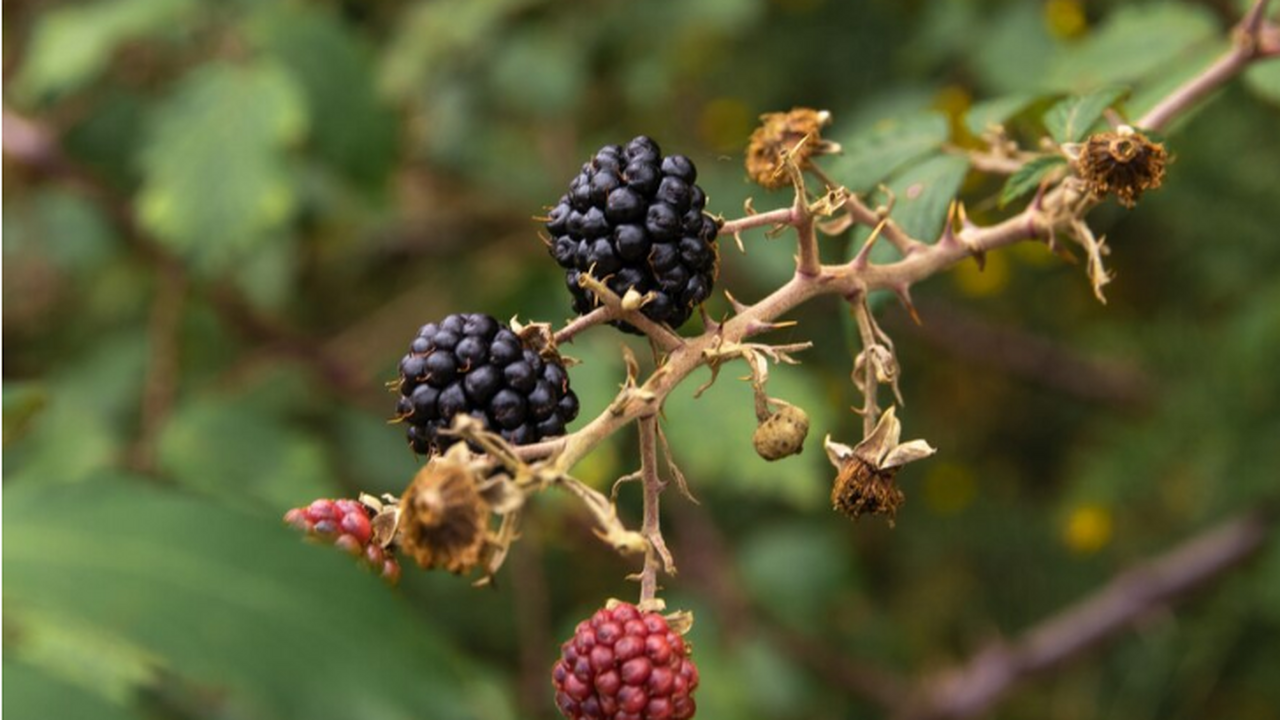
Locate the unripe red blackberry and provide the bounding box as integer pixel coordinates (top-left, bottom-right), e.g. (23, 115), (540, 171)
(395, 313), (580, 455)
(284, 498), (401, 584)
(552, 602), (699, 720)
(544, 137), (720, 334)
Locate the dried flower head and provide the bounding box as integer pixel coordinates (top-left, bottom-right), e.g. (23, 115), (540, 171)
(398, 445), (492, 574)
(1076, 126), (1167, 208)
(746, 108), (840, 189)
(825, 407), (935, 525)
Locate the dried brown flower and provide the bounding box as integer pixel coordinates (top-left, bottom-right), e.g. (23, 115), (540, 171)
(825, 407), (935, 525)
(1076, 126), (1167, 209)
(831, 457), (906, 521)
(745, 108), (840, 189)
(398, 446), (491, 574)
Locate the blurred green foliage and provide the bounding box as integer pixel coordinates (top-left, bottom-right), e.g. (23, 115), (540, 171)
(4, 1), (1279, 719)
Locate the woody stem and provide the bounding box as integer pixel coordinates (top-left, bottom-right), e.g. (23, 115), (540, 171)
(637, 415), (666, 604)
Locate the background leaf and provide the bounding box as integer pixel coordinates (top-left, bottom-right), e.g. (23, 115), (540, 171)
(1043, 87), (1126, 143)
(873, 154), (971, 242)
(249, 5), (397, 186)
(1000, 155), (1068, 208)
(828, 112), (950, 192)
(1046, 4), (1220, 90)
(14, 0), (196, 101)
(965, 94), (1037, 136)
(136, 62), (307, 271)
(2, 660), (140, 720)
(3, 477), (494, 720)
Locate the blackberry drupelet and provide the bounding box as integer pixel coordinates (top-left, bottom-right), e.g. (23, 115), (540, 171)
(544, 136), (720, 334)
(395, 313), (580, 454)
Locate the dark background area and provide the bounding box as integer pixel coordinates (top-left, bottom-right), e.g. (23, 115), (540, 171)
(4, 1), (1280, 718)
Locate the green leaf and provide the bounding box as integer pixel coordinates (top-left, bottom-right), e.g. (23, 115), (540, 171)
(968, 3), (1061, 94)
(3, 478), (486, 720)
(2, 660), (138, 720)
(7, 607), (160, 705)
(3, 189), (119, 273)
(3, 382), (48, 446)
(1047, 4), (1220, 91)
(489, 26), (587, 117)
(1043, 87), (1126, 144)
(156, 394), (336, 513)
(739, 523), (855, 628)
(828, 112), (950, 193)
(965, 94), (1036, 137)
(249, 5), (397, 185)
(999, 155), (1068, 208)
(1244, 57), (1280, 106)
(14, 0), (196, 101)
(136, 62), (307, 272)
(877, 153), (971, 242)
(4, 333), (147, 487)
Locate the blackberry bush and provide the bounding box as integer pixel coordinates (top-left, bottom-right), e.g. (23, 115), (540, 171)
(270, 6), (1280, 715)
(544, 136), (720, 333)
(394, 313), (580, 455)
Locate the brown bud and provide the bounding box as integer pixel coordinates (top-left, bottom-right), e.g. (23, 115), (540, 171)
(1076, 127), (1167, 208)
(745, 108), (839, 189)
(398, 451), (491, 574)
(752, 404), (810, 461)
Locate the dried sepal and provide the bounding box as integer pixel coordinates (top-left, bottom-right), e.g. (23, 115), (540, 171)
(1075, 126), (1167, 209)
(398, 444), (493, 574)
(825, 408), (935, 525)
(746, 108), (840, 190)
(361, 493), (402, 549)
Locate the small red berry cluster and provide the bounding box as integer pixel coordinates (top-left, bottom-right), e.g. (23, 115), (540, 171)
(284, 499), (400, 584)
(552, 602), (699, 720)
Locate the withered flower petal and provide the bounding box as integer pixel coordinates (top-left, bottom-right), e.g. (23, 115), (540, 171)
(1076, 126), (1167, 209)
(398, 446), (491, 574)
(745, 108), (839, 190)
(825, 408), (935, 525)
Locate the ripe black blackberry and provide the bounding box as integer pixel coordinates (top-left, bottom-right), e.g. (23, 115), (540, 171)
(544, 136), (719, 333)
(394, 313), (580, 454)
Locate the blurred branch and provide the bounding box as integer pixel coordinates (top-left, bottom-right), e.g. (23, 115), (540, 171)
(901, 509), (1275, 720)
(889, 300), (1153, 409)
(128, 267), (187, 475)
(510, 520), (555, 720)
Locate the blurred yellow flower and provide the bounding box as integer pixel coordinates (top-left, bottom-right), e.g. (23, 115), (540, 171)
(1045, 0), (1087, 38)
(1064, 504), (1113, 554)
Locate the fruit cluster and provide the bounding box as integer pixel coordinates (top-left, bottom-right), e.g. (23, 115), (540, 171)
(544, 136), (719, 333)
(552, 602), (699, 720)
(395, 313), (579, 455)
(284, 498), (401, 584)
